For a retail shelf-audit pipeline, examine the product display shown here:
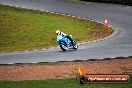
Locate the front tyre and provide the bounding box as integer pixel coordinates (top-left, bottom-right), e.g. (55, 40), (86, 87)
(60, 42), (68, 51)
(73, 41), (78, 50)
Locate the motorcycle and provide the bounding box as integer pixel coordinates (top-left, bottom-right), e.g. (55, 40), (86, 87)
(57, 35), (78, 51)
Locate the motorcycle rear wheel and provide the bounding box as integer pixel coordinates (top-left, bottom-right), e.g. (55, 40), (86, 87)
(60, 42), (68, 51)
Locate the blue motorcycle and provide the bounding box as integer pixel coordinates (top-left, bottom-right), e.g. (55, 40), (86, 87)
(58, 35), (78, 51)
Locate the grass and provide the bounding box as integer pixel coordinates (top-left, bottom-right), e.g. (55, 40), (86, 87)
(0, 4), (113, 52)
(0, 77), (131, 88)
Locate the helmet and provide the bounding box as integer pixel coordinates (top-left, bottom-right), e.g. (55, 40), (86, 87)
(56, 30), (60, 35)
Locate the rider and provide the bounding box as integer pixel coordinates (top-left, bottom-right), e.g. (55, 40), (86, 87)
(56, 30), (74, 46)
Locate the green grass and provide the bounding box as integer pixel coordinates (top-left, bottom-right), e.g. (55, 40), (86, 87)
(0, 78), (131, 88)
(0, 4), (112, 52)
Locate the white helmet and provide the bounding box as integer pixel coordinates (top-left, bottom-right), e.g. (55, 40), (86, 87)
(56, 30), (60, 35)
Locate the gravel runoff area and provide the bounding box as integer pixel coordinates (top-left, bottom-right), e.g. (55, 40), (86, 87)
(0, 57), (132, 80)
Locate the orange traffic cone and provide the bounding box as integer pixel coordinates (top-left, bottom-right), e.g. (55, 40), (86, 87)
(103, 18), (109, 28)
(78, 67), (86, 76)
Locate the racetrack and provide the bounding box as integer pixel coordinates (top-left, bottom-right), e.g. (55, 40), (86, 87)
(0, 0), (132, 64)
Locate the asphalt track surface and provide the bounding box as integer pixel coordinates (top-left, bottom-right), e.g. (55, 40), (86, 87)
(0, 0), (132, 64)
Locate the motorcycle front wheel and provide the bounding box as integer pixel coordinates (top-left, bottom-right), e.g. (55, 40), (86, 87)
(73, 41), (78, 50)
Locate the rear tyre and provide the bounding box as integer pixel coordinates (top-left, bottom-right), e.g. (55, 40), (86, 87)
(60, 42), (68, 51)
(77, 76), (87, 84)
